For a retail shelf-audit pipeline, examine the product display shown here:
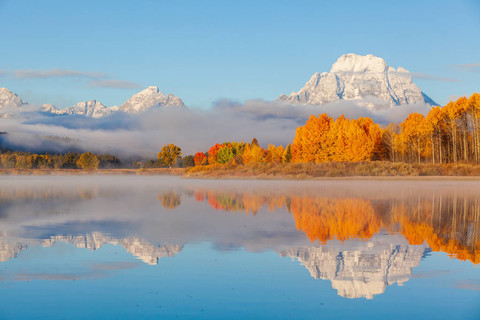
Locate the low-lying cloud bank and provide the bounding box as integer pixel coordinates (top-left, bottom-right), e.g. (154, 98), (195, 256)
(0, 100), (433, 159)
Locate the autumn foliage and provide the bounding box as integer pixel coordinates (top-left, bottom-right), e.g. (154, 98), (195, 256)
(158, 144), (182, 167)
(187, 93), (479, 169)
(385, 93), (480, 164)
(291, 114), (383, 163)
(76, 152), (100, 170)
(193, 152), (207, 166)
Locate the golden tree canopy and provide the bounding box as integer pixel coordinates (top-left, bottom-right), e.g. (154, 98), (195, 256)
(76, 152), (99, 170)
(158, 144), (182, 167)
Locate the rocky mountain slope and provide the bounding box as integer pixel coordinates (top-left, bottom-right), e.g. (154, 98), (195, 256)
(277, 53), (437, 110)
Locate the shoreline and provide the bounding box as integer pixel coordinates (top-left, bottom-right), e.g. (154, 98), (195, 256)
(0, 168), (185, 176)
(4, 162), (480, 180)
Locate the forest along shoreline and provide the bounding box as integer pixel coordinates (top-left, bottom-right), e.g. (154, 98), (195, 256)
(4, 162), (480, 178)
(1, 94), (480, 176)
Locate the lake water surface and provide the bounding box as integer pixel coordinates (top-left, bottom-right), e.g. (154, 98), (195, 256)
(0, 176), (479, 319)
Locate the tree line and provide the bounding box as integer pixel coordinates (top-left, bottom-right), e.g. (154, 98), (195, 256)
(188, 93), (480, 166)
(2, 93), (479, 169)
(0, 151), (121, 170)
(383, 93), (480, 164)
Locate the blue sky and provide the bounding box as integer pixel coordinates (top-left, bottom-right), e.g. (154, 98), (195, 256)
(0, 0), (479, 109)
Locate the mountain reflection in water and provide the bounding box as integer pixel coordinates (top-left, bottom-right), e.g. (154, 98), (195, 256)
(0, 176), (479, 301)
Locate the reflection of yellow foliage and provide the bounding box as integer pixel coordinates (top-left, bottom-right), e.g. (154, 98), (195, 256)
(290, 197), (381, 242)
(193, 190), (286, 215)
(79, 190), (95, 200)
(391, 196), (480, 264)
(400, 219), (480, 264)
(158, 191), (181, 210)
(191, 189), (480, 264)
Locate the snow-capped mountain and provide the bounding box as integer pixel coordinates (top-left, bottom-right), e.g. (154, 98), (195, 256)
(0, 88), (27, 110)
(0, 88), (28, 119)
(277, 53), (437, 109)
(42, 100), (114, 118)
(0, 86), (186, 119)
(119, 86), (185, 113)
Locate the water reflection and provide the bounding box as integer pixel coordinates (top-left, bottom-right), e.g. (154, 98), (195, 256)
(0, 177), (479, 302)
(278, 235), (427, 299)
(158, 190), (182, 210)
(192, 186), (480, 264)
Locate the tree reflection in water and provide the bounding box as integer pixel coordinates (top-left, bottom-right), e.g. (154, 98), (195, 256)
(191, 188), (480, 264)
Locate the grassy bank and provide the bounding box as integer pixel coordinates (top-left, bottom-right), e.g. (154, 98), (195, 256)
(184, 162), (480, 179)
(3, 162), (480, 178)
(0, 168), (185, 176)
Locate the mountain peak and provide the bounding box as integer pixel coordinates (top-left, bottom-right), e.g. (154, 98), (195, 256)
(146, 86), (159, 91)
(49, 99), (112, 118)
(0, 87), (28, 110)
(119, 86), (185, 114)
(330, 53), (388, 73)
(278, 53), (437, 109)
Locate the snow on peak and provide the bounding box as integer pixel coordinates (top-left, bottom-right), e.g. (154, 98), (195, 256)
(0, 87), (28, 109)
(278, 53), (437, 109)
(42, 99), (114, 118)
(0, 86), (188, 119)
(396, 66), (409, 73)
(330, 53), (388, 73)
(119, 86), (185, 114)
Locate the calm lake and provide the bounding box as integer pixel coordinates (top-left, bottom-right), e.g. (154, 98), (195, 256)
(0, 176), (478, 319)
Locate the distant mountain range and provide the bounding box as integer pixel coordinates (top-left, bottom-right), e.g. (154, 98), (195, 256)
(0, 53), (439, 119)
(0, 86), (186, 119)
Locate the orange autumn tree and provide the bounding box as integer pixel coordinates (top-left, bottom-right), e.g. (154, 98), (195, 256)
(292, 114), (382, 163)
(207, 143), (223, 164)
(400, 113), (429, 163)
(425, 106), (445, 164)
(292, 114), (333, 163)
(193, 152), (208, 166)
(242, 139), (265, 164)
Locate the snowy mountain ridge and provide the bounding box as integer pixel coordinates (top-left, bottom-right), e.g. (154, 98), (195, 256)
(0, 86), (186, 119)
